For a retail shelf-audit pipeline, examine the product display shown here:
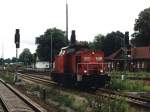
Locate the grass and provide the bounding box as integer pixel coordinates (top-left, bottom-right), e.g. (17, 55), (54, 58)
(86, 95), (129, 112)
(23, 81), (130, 112)
(110, 70), (150, 78)
(0, 71), (14, 84)
(110, 78), (144, 92)
(109, 70), (150, 92)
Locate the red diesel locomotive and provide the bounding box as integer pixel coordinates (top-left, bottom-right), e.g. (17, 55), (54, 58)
(51, 31), (110, 88)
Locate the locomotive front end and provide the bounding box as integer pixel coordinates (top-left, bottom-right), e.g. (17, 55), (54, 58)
(76, 51), (110, 88)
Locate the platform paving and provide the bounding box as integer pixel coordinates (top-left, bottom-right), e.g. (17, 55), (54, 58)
(0, 81), (35, 112)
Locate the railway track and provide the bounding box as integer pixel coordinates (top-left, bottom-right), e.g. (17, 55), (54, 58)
(97, 88), (150, 108)
(0, 100), (5, 112)
(0, 78), (47, 112)
(20, 73), (56, 85)
(20, 73), (150, 109)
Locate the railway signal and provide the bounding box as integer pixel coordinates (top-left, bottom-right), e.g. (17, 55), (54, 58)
(15, 29), (20, 49)
(15, 29), (20, 58)
(122, 31), (129, 80)
(14, 29), (21, 83)
(125, 31), (129, 48)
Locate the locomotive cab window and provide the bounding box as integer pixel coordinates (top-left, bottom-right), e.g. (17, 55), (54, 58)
(67, 48), (75, 54)
(96, 57), (103, 61)
(84, 57), (91, 61)
(59, 49), (66, 55)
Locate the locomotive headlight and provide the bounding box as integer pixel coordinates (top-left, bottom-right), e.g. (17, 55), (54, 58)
(100, 69), (103, 73)
(84, 70), (87, 73)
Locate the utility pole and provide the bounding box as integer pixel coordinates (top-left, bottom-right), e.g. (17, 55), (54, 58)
(1, 43), (5, 70)
(66, 0), (69, 44)
(50, 31), (53, 73)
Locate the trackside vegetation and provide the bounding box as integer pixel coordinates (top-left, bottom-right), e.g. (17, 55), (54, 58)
(0, 71), (130, 112)
(110, 71), (150, 92)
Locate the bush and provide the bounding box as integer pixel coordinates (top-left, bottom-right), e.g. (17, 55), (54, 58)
(110, 78), (144, 91)
(0, 71), (14, 83)
(87, 96), (128, 112)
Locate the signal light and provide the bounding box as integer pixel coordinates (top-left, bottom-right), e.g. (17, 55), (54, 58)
(15, 29), (20, 48)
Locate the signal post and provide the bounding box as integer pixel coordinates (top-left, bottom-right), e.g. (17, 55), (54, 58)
(14, 29), (20, 83)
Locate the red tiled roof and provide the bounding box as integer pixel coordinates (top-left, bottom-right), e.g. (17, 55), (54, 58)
(104, 49), (121, 60)
(131, 47), (150, 59)
(105, 47), (150, 60)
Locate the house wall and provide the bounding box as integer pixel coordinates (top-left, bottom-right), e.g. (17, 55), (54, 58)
(105, 59), (150, 72)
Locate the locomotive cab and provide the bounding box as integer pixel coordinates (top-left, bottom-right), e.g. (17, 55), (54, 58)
(75, 51), (110, 88)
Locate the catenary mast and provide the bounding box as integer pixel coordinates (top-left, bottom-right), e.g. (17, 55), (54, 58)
(66, 0), (69, 44)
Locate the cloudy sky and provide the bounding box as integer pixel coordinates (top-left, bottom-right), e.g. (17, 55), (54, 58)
(0, 0), (149, 59)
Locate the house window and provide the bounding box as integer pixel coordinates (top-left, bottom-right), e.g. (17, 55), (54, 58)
(96, 57), (103, 61)
(142, 62), (144, 68)
(112, 63), (114, 68)
(137, 62), (140, 69)
(83, 57), (91, 61)
(108, 62), (111, 68)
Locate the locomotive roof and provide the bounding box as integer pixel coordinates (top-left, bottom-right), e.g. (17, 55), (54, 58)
(61, 44), (89, 50)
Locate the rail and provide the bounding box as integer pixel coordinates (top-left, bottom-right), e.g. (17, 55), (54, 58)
(0, 79), (47, 112)
(20, 73), (150, 109)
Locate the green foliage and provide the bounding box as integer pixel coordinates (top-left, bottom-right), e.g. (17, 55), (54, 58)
(131, 7), (150, 47)
(46, 87), (88, 112)
(4, 58), (11, 64)
(111, 71), (150, 78)
(35, 28), (67, 61)
(110, 78), (144, 92)
(0, 58), (4, 65)
(92, 31), (124, 56)
(78, 41), (90, 48)
(102, 31), (124, 56)
(87, 96), (128, 112)
(93, 34), (105, 51)
(0, 71), (14, 84)
(110, 71), (150, 92)
(11, 57), (18, 63)
(19, 48), (33, 65)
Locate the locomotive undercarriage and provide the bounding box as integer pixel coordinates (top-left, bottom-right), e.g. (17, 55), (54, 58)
(51, 72), (110, 89)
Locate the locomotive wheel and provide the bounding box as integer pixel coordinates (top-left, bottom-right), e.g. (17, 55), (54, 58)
(51, 72), (75, 88)
(62, 74), (76, 88)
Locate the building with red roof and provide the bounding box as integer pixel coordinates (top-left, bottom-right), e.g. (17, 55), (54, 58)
(105, 47), (150, 71)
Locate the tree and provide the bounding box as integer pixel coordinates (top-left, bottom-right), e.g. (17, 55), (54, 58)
(102, 31), (124, 56)
(93, 34), (105, 51)
(19, 48), (33, 65)
(92, 31), (124, 56)
(11, 57), (18, 63)
(78, 41), (90, 48)
(131, 7), (150, 46)
(0, 58), (4, 65)
(4, 58), (11, 64)
(35, 28), (67, 61)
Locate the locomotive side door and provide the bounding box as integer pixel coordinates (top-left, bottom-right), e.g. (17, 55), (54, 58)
(76, 55), (82, 81)
(76, 55), (81, 71)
